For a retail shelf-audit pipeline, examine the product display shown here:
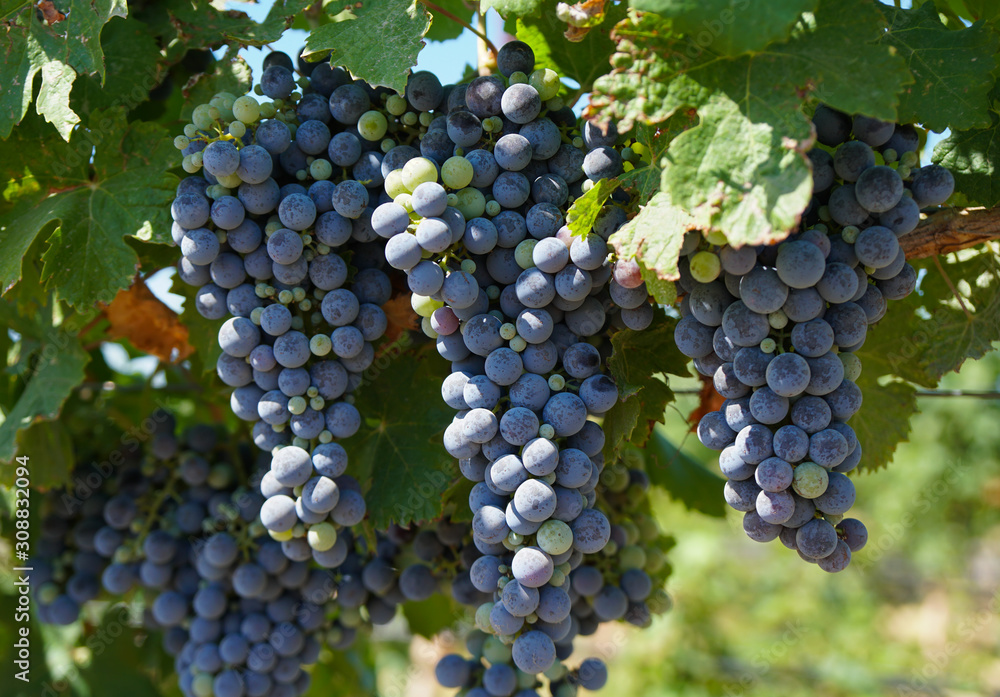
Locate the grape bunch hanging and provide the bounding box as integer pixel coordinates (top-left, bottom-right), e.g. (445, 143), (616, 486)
(676, 107), (953, 571)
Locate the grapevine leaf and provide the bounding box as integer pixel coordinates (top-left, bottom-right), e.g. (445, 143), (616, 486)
(645, 426), (726, 517)
(850, 373), (917, 471)
(859, 253), (1000, 388)
(933, 92), (1000, 208)
(0, 109), (177, 307)
(662, 93), (814, 246)
(104, 282), (194, 364)
(344, 345), (458, 529)
(603, 309), (687, 459)
(0, 335), (89, 463)
(147, 0), (312, 55)
(70, 17), (166, 115)
(425, 0), (472, 42)
(303, 1), (431, 94)
(481, 0), (545, 17)
(629, 0), (819, 56)
(516, 0), (627, 92)
(879, 3), (1000, 132)
(0, 0), (127, 139)
(609, 191), (695, 293)
(0, 420), (75, 490)
(617, 117), (691, 201)
(76, 608), (170, 694)
(220, 0), (316, 45)
(402, 595), (463, 638)
(565, 179), (620, 236)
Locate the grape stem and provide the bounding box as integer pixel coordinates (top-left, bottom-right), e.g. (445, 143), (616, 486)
(417, 0), (499, 56)
(899, 206), (1000, 259)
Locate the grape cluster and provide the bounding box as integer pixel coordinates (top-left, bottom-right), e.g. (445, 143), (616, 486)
(170, 50), (414, 567)
(675, 107), (952, 570)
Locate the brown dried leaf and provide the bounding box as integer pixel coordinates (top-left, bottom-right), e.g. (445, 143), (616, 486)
(37, 1), (66, 25)
(104, 281), (194, 363)
(688, 375), (724, 433)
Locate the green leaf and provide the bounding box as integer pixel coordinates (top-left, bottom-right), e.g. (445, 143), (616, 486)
(0, 420), (75, 490)
(76, 606), (169, 694)
(858, 252), (1000, 389)
(481, 0), (544, 18)
(850, 373), (917, 471)
(343, 343), (458, 529)
(630, 0), (819, 56)
(402, 594), (464, 638)
(933, 92), (1000, 207)
(425, 0), (472, 42)
(0, 109), (177, 307)
(609, 191), (694, 295)
(516, 0), (627, 92)
(70, 17), (166, 116)
(0, 0), (127, 139)
(219, 0), (316, 45)
(879, 3), (1000, 132)
(645, 426), (726, 517)
(602, 309), (688, 459)
(663, 93), (814, 246)
(617, 118), (690, 202)
(304, 1), (431, 94)
(0, 335), (88, 463)
(566, 179), (620, 236)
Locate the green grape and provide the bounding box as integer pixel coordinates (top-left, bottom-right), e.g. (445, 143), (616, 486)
(233, 95), (260, 123)
(402, 111), (418, 126)
(703, 229), (728, 246)
(292, 287), (307, 302)
(645, 547), (667, 573)
(900, 150), (919, 168)
(307, 386), (319, 398)
(192, 673), (214, 697)
(545, 662), (568, 682)
(842, 225), (860, 243)
(510, 336), (527, 352)
(264, 221), (283, 235)
(486, 285), (500, 300)
(385, 169), (408, 198)
(183, 123), (198, 138)
(402, 157), (438, 191)
(548, 374), (565, 391)
(296, 170), (307, 181)
(358, 110), (388, 141)
(386, 94), (407, 115)
(792, 462), (829, 498)
(380, 138), (395, 153)
(485, 200), (501, 217)
(290, 316), (305, 331)
(619, 545), (647, 570)
(412, 294), (443, 318)
(419, 111), (434, 126)
(310, 334), (332, 356)
(191, 151), (204, 167)
(216, 172), (243, 188)
(548, 568), (566, 587)
(318, 430), (333, 444)
(307, 522), (337, 551)
(529, 69), (560, 100)
(455, 187), (486, 219)
(192, 104), (215, 130)
(181, 155), (199, 173)
(488, 310), (505, 323)
(288, 396), (307, 415)
(255, 283), (270, 299)
(499, 323), (517, 340)
(515, 239), (539, 269)
(898, 165), (912, 179)
(839, 352), (862, 381)
(173, 135), (190, 150)
(269, 528), (293, 542)
(882, 148), (898, 164)
(768, 310), (788, 329)
(509, 70), (528, 85)
(581, 179), (594, 193)
(546, 96), (565, 111)
(421, 316), (438, 338)
(310, 158), (333, 180)
(537, 520), (573, 555)
(394, 193), (413, 212)
(461, 259), (477, 274)
(620, 146), (635, 162)
(292, 436), (309, 449)
(475, 602), (495, 634)
(250, 307), (264, 325)
(482, 117), (496, 134)
(278, 289), (294, 304)
(309, 396), (325, 412)
(689, 250), (721, 283)
(259, 102), (277, 119)
(228, 121), (246, 138)
(442, 156), (474, 189)
(572, 136), (584, 149)
(760, 338), (777, 354)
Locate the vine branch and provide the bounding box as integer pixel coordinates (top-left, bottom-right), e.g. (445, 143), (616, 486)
(417, 0), (498, 57)
(899, 206), (1000, 259)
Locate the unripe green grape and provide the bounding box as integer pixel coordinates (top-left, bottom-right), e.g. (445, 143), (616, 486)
(488, 310), (505, 323)
(483, 635), (512, 664)
(475, 602), (495, 633)
(182, 155), (199, 173)
(900, 150), (919, 168)
(192, 104), (215, 130)
(455, 187), (486, 219)
(510, 336), (527, 352)
(572, 136), (584, 149)
(412, 294), (443, 317)
(842, 225), (860, 243)
(233, 95), (260, 123)
(340, 607), (363, 628)
(461, 258), (477, 274)
(546, 96), (565, 111)
(839, 352), (862, 381)
(537, 519), (573, 555)
(358, 110), (388, 141)
(265, 221), (283, 235)
(442, 156), (474, 189)
(288, 396), (307, 415)
(217, 172), (243, 188)
(174, 135), (190, 150)
(703, 230), (728, 246)
(545, 662), (568, 682)
(486, 285), (500, 300)
(290, 316), (304, 330)
(689, 250), (721, 283)
(621, 146), (635, 162)
(548, 374), (565, 391)
(500, 323), (517, 340)
(381, 138), (395, 153)
(421, 316), (437, 338)
(515, 239), (539, 269)
(310, 334), (332, 356)
(645, 547), (666, 573)
(293, 287), (307, 303)
(509, 70), (528, 85)
(307, 522), (337, 551)
(402, 111), (418, 126)
(272, 422), (286, 433)
(482, 199), (500, 217)
(402, 157), (437, 191)
(792, 462), (829, 498)
(541, 472), (557, 486)
(386, 94), (407, 115)
(259, 102), (277, 119)
(228, 121), (246, 138)
(183, 123), (198, 138)
(192, 673), (214, 697)
(394, 193), (413, 212)
(292, 436), (309, 449)
(310, 158), (333, 180)
(620, 544), (647, 570)
(508, 531), (524, 546)
(620, 521), (641, 546)
(278, 289), (294, 304)
(539, 424), (555, 439)
(581, 179), (594, 193)
(269, 528), (293, 542)
(419, 111), (434, 126)
(482, 117), (496, 134)
(318, 430), (333, 444)
(384, 169), (408, 198)
(250, 307), (264, 325)
(208, 463), (234, 489)
(768, 310), (788, 329)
